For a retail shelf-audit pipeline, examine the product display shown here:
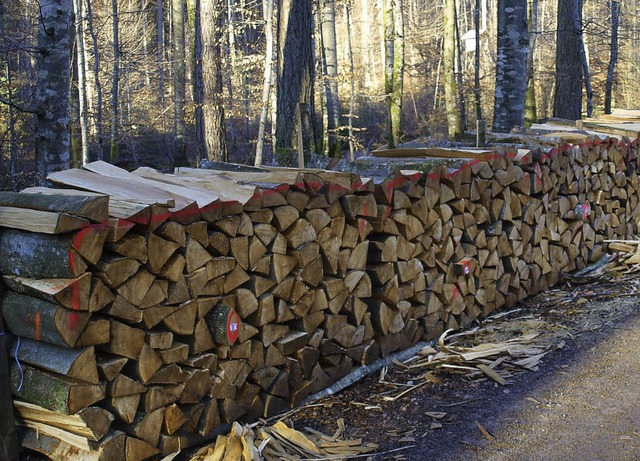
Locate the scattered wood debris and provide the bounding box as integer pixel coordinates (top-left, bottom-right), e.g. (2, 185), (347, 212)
(188, 419), (378, 461)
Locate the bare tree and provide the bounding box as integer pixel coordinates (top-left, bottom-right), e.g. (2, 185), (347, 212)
(255, 0), (275, 166)
(85, 0), (104, 160)
(553, 0), (583, 121)
(35, 0), (74, 181)
(319, 0), (340, 157)
(444, 0), (461, 140)
(383, 0), (404, 148)
(73, 0), (90, 164)
(275, 0), (314, 157)
(110, 0), (120, 162)
(200, 0), (227, 161)
(604, 0), (620, 114)
(524, 0), (538, 127)
(493, 0), (529, 133)
(172, 0), (188, 165)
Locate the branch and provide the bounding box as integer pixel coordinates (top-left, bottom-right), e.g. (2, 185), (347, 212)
(0, 97), (40, 115)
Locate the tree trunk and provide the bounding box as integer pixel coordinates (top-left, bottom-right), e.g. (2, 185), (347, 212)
(73, 0), (90, 164)
(255, 0), (275, 166)
(553, 0), (583, 121)
(275, 0), (314, 157)
(158, 0), (170, 162)
(85, 0), (104, 160)
(581, 32), (593, 118)
(443, 0), (461, 140)
(492, 0), (529, 133)
(605, 0), (620, 114)
(320, 0), (340, 158)
(474, 0), (483, 121)
(110, 0), (120, 162)
(200, 0), (227, 161)
(344, 0), (356, 161)
(172, 0), (189, 166)
(383, 0), (404, 149)
(192, 0), (205, 164)
(454, 3), (466, 132)
(524, 0), (538, 127)
(35, 0), (74, 183)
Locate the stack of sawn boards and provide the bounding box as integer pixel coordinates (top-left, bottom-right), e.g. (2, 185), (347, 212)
(0, 136), (638, 460)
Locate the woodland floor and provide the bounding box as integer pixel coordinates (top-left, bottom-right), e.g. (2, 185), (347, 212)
(284, 274), (640, 461)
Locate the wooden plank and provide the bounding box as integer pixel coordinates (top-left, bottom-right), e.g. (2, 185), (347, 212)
(21, 187), (151, 224)
(47, 169), (176, 207)
(0, 190), (109, 222)
(371, 147), (492, 159)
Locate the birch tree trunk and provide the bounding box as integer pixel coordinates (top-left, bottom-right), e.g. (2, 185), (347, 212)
(110, 0), (120, 162)
(200, 0), (227, 161)
(172, 0), (188, 166)
(255, 0), (274, 166)
(320, 0), (340, 157)
(493, 0), (529, 133)
(73, 0), (90, 164)
(553, 0), (582, 121)
(605, 0), (620, 115)
(35, 0), (74, 182)
(275, 0), (314, 156)
(443, 0), (461, 140)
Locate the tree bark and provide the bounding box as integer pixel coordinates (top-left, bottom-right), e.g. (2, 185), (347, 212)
(553, 0), (583, 121)
(110, 0), (120, 162)
(383, 0), (404, 149)
(319, 0), (340, 157)
(443, 0), (461, 140)
(524, 0), (539, 127)
(344, 0), (356, 161)
(275, 0), (314, 157)
(493, 0), (529, 133)
(73, 0), (90, 164)
(172, 0), (189, 166)
(193, 0), (205, 164)
(200, 0), (227, 161)
(474, 0), (483, 121)
(580, 32), (593, 118)
(605, 0), (620, 114)
(35, 0), (74, 183)
(85, 0), (104, 160)
(255, 0), (275, 166)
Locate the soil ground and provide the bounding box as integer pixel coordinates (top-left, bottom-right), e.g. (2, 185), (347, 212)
(286, 274), (640, 461)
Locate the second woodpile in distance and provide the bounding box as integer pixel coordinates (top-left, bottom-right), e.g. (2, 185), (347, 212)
(0, 136), (637, 460)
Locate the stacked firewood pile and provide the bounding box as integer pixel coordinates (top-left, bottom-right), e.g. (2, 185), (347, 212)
(0, 135), (637, 460)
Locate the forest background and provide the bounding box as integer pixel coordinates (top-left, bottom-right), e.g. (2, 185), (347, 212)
(0, 0), (632, 189)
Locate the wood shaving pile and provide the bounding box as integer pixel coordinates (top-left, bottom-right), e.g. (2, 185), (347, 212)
(188, 419), (377, 461)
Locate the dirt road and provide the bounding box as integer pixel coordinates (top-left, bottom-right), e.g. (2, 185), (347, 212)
(290, 277), (640, 461)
